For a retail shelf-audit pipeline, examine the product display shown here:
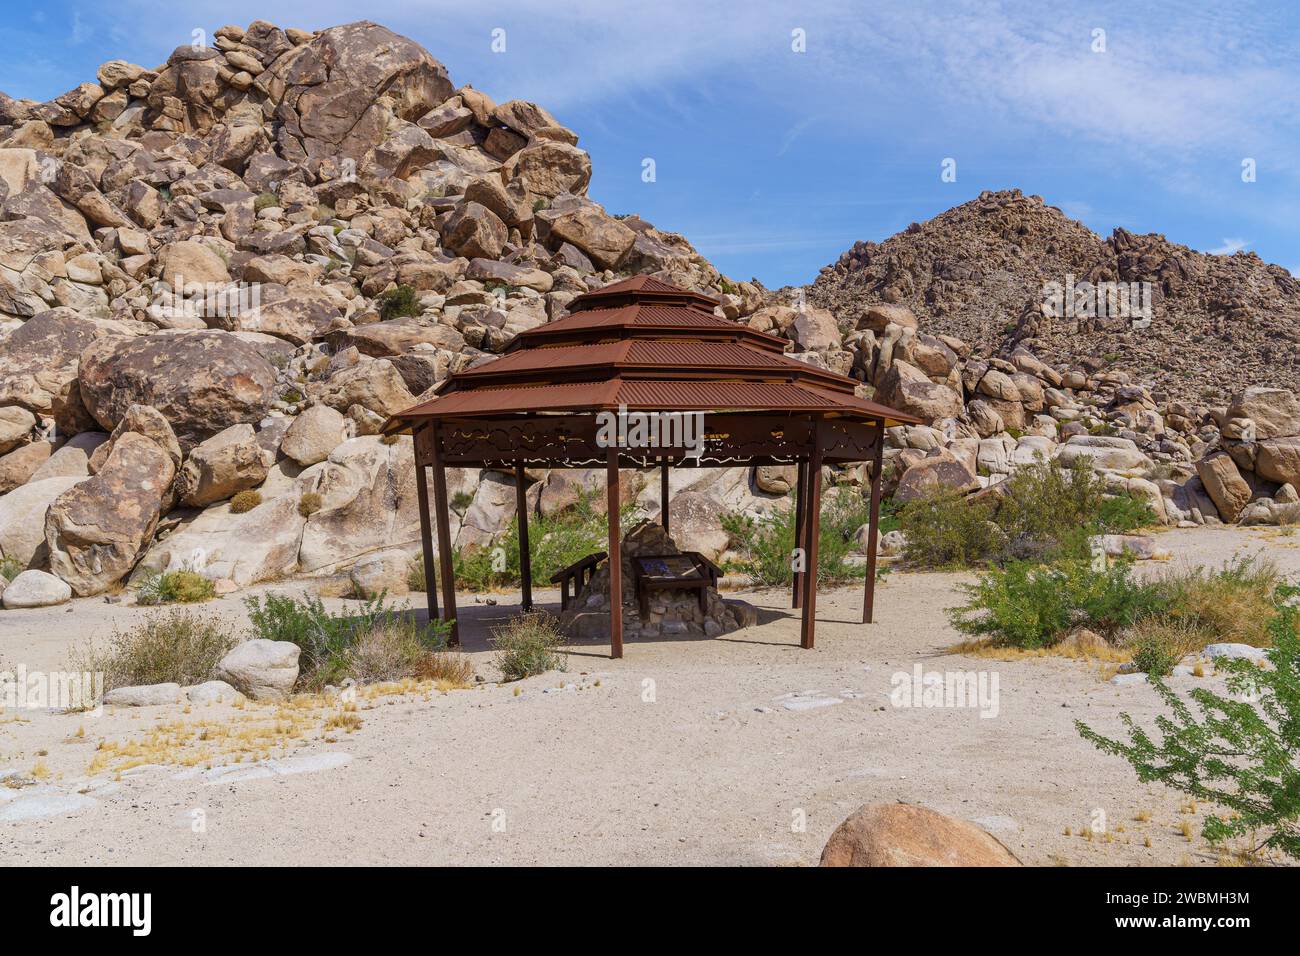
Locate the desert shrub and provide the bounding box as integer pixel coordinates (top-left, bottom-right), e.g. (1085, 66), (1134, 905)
(70, 609), (237, 690)
(1077, 584), (1300, 861)
(243, 592), (449, 690)
(0, 556), (23, 582)
(1154, 557), (1280, 650)
(721, 487), (871, 588)
(492, 612), (567, 681)
(377, 284), (421, 321)
(230, 490), (262, 514)
(340, 620), (471, 687)
(298, 492), (323, 517)
(1124, 618), (1201, 676)
(950, 560), (1163, 649)
(897, 491), (1002, 568)
(453, 494), (633, 592)
(136, 570), (216, 606)
(408, 554), (429, 592)
(899, 462), (1156, 568)
(254, 191), (279, 211)
(281, 387), (303, 404)
(451, 490), (474, 511)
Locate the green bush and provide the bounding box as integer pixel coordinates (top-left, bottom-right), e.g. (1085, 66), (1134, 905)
(721, 486), (875, 588)
(70, 609), (237, 690)
(949, 559), (1163, 649)
(492, 612), (567, 681)
(898, 462), (1156, 568)
(243, 592), (449, 690)
(454, 493), (634, 592)
(1125, 619), (1198, 676)
(897, 491), (1003, 568)
(377, 284), (422, 321)
(136, 570), (216, 606)
(1077, 584), (1300, 861)
(254, 191), (279, 211)
(0, 556), (23, 582)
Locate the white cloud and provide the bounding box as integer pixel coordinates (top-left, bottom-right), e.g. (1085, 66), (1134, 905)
(1210, 237), (1250, 255)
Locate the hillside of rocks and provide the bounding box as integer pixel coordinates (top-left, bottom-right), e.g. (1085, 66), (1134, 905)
(1, 20), (1297, 611)
(809, 189), (1300, 399)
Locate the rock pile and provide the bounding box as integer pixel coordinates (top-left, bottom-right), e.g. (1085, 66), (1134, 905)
(810, 188), (1300, 398)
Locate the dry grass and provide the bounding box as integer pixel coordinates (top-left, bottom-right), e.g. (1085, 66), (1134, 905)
(946, 636), (1130, 663)
(69, 609), (238, 691)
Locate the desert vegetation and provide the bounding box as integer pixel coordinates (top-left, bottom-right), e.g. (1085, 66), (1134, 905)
(491, 612), (568, 681)
(1077, 584), (1300, 862)
(70, 609), (237, 691)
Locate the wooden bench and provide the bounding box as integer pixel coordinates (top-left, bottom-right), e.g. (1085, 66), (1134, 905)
(550, 551), (607, 610)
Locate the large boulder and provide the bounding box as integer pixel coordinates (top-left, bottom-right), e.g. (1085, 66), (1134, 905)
(281, 404), (349, 466)
(1, 569), (72, 609)
(28, 432), (108, 482)
(1227, 387), (1300, 440)
(134, 463), (311, 587)
(175, 423), (271, 507)
(216, 639), (300, 701)
(0, 475), (84, 568)
(268, 21), (454, 160)
(894, 448), (980, 503)
(44, 432), (176, 595)
(1196, 452), (1252, 523)
(1056, 435), (1151, 473)
(87, 404), (182, 475)
(0, 405), (35, 454)
(501, 141), (592, 199)
(78, 331), (277, 450)
(439, 202), (507, 259)
(0, 440), (53, 494)
(666, 491), (730, 562)
(1255, 438), (1300, 490)
(0, 308), (125, 419)
(876, 361), (962, 423)
(537, 197), (635, 271)
(820, 803), (1021, 867)
(789, 307), (841, 352)
(297, 436), (421, 572)
(317, 359), (415, 418)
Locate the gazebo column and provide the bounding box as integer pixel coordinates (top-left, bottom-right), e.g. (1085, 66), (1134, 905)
(413, 446), (439, 623)
(515, 462), (533, 612)
(429, 426), (458, 646)
(660, 458), (670, 534)
(606, 445), (623, 659)
(862, 423), (885, 624)
(792, 458), (808, 609)
(799, 432), (824, 650)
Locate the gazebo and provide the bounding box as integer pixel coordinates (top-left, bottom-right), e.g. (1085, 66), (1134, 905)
(383, 276), (920, 657)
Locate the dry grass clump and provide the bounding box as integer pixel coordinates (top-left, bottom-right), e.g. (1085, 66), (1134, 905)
(491, 612), (567, 681)
(339, 621), (472, 687)
(298, 491), (323, 517)
(1154, 557), (1280, 649)
(230, 490), (262, 513)
(69, 609), (238, 691)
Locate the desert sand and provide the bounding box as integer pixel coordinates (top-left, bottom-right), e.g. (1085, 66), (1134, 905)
(1, 526), (1296, 866)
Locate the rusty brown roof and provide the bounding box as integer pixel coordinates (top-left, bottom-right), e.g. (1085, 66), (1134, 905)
(388, 276), (923, 428)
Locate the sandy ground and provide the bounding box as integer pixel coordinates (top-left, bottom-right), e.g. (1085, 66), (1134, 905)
(2, 525), (1297, 867)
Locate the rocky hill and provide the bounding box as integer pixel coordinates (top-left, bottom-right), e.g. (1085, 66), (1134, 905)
(1, 21), (1297, 612)
(809, 189), (1300, 399)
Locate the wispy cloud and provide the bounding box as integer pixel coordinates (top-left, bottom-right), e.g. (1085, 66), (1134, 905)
(1210, 237), (1251, 255)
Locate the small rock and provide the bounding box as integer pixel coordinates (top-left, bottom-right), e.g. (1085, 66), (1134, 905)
(104, 682), (182, 706)
(1, 569), (72, 609)
(186, 680), (241, 704)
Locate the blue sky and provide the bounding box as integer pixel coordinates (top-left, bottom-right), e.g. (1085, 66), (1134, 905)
(2, 0), (1296, 288)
